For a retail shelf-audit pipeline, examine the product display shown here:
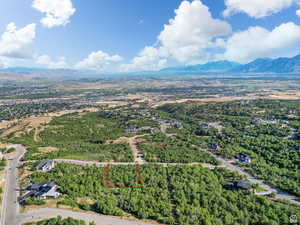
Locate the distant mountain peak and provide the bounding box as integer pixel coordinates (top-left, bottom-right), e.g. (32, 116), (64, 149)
(161, 60), (241, 72)
(232, 54), (300, 73)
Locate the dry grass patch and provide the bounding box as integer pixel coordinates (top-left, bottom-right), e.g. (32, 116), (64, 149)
(19, 166), (34, 180)
(38, 147), (58, 153)
(105, 136), (129, 145)
(0, 107), (100, 139)
(21, 199), (58, 213)
(76, 197), (95, 205)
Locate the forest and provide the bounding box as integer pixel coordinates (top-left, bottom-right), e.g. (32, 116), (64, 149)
(24, 163), (300, 225)
(157, 99), (300, 196)
(9, 112), (139, 162)
(137, 133), (218, 164)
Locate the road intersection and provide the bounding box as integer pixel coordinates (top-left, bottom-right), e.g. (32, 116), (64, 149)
(0, 144), (299, 225)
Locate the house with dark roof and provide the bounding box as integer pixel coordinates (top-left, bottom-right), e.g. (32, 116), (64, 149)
(172, 121), (183, 129)
(235, 153), (251, 164)
(208, 143), (219, 150)
(36, 160), (55, 172)
(294, 145), (300, 151)
(224, 180), (251, 190)
(25, 182), (60, 199)
(251, 118), (278, 125)
(199, 123), (209, 129)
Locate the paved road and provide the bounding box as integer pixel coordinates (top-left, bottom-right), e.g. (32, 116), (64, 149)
(1, 144), (299, 225)
(202, 148), (300, 205)
(16, 208), (155, 225)
(54, 159), (218, 169)
(0, 144), (26, 225)
(56, 150), (300, 205)
(0, 145), (157, 225)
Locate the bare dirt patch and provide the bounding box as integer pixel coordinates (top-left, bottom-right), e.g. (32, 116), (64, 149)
(96, 124), (105, 128)
(151, 91), (300, 108)
(22, 199), (58, 213)
(105, 136), (129, 145)
(0, 116), (51, 139)
(0, 108), (100, 140)
(96, 101), (128, 108)
(19, 166), (34, 181)
(0, 143), (10, 149)
(76, 197), (95, 205)
(105, 135), (146, 163)
(38, 147), (58, 153)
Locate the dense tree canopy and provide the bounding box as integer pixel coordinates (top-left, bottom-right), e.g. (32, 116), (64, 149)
(25, 163), (300, 225)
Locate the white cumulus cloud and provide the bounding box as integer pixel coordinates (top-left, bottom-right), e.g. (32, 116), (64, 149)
(223, 0), (294, 18)
(36, 54), (68, 69)
(0, 57), (10, 69)
(158, 0), (231, 64)
(76, 51), (123, 71)
(121, 0), (231, 72)
(221, 22), (300, 63)
(120, 46), (168, 72)
(32, 0), (76, 28)
(0, 22), (36, 59)
(296, 9), (300, 17)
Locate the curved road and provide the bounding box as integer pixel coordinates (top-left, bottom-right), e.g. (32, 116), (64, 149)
(56, 157), (300, 205)
(201, 148), (300, 205)
(0, 145), (156, 225)
(16, 208), (156, 225)
(1, 145), (299, 225)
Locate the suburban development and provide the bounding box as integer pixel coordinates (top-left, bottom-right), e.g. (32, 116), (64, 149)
(1, 0), (300, 225)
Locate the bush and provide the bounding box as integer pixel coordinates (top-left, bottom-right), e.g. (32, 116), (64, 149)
(22, 197), (46, 206)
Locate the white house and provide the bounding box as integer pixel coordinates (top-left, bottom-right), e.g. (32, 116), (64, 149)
(36, 160), (55, 172)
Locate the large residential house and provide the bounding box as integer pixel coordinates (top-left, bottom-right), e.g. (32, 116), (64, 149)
(26, 182), (60, 199)
(36, 160), (55, 172)
(199, 123), (210, 129)
(125, 127), (138, 133)
(251, 118), (278, 125)
(235, 153), (251, 164)
(208, 143), (219, 150)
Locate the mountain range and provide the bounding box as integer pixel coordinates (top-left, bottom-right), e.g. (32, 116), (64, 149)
(161, 54), (300, 74)
(161, 61), (241, 72)
(1, 54), (300, 80)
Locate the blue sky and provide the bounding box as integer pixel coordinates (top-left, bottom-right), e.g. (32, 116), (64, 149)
(1, 0), (300, 72)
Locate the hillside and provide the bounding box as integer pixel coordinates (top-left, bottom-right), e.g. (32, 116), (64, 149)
(161, 60), (240, 72)
(161, 54), (300, 74)
(232, 55), (300, 73)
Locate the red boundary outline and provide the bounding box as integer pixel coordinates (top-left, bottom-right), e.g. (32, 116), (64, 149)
(104, 163), (144, 189)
